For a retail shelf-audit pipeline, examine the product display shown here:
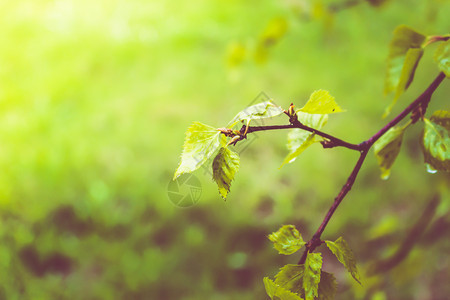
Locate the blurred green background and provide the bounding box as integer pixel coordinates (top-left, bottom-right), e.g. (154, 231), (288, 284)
(0, 0), (449, 299)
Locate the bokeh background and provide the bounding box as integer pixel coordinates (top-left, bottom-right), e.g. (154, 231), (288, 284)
(0, 0), (449, 299)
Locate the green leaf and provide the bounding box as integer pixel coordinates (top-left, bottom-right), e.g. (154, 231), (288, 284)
(317, 272), (337, 300)
(325, 237), (361, 284)
(174, 122), (224, 180)
(212, 147), (240, 200)
(303, 252), (322, 300)
(298, 90), (344, 114)
(384, 48), (424, 117)
(434, 39), (450, 77)
(385, 25), (426, 95)
(228, 100), (284, 127)
(373, 124), (408, 180)
(264, 277), (304, 300)
(282, 133), (316, 167)
(395, 48), (423, 99)
(274, 264), (336, 300)
(275, 264), (305, 295)
(430, 110), (450, 128)
(264, 277), (277, 298)
(281, 112), (328, 167)
(421, 110), (450, 172)
(268, 225), (306, 255)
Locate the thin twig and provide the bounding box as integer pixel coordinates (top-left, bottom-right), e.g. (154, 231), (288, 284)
(299, 150), (368, 264)
(246, 122), (361, 151)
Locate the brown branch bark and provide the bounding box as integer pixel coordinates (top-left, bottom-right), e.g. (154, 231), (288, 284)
(246, 122), (361, 151)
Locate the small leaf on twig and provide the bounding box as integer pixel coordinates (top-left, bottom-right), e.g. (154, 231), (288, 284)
(298, 90), (344, 114)
(303, 252), (322, 300)
(373, 123), (409, 179)
(325, 237), (361, 284)
(275, 264), (305, 295)
(228, 100), (284, 127)
(385, 25), (426, 95)
(434, 39), (450, 77)
(281, 112), (328, 167)
(421, 110), (450, 172)
(268, 225), (306, 255)
(274, 264), (336, 300)
(174, 122), (224, 179)
(264, 277), (304, 300)
(212, 147), (240, 200)
(384, 25), (426, 117)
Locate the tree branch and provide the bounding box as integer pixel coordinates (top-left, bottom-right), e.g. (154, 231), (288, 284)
(232, 73), (445, 265)
(297, 72), (446, 264)
(298, 150), (368, 264)
(246, 122), (361, 151)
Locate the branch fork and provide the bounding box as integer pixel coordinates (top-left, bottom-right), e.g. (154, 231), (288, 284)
(221, 72), (446, 265)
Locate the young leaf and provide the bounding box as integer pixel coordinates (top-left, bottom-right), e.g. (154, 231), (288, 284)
(275, 264), (305, 295)
(420, 110), (450, 172)
(395, 48), (424, 99)
(325, 237), (361, 284)
(430, 110), (450, 128)
(373, 124), (408, 180)
(385, 25), (426, 95)
(268, 225), (306, 255)
(282, 133), (316, 167)
(317, 272), (337, 300)
(303, 252), (322, 300)
(228, 100), (284, 127)
(281, 113), (328, 167)
(384, 48), (424, 117)
(434, 39), (450, 77)
(274, 265), (336, 300)
(212, 147), (240, 200)
(264, 277), (304, 300)
(298, 90), (344, 114)
(174, 122), (224, 180)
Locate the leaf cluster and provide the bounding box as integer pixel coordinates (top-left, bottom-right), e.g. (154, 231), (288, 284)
(374, 26), (450, 178)
(264, 225), (361, 300)
(173, 90), (346, 200)
(173, 100), (284, 199)
(384, 26), (449, 117)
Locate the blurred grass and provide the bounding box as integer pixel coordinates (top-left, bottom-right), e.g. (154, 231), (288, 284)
(0, 0), (449, 299)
